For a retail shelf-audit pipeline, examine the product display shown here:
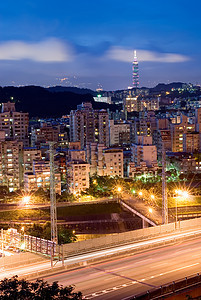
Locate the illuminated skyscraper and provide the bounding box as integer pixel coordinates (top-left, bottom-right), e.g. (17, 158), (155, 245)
(132, 50), (139, 88)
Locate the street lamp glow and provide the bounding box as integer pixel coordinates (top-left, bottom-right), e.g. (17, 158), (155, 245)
(151, 194), (155, 199)
(22, 195), (30, 205)
(182, 191), (189, 198)
(175, 189), (182, 195)
(139, 191), (143, 196)
(148, 208), (153, 213)
(117, 187), (122, 193)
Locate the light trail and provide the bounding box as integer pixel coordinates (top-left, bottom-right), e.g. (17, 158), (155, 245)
(0, 227), (201, 280)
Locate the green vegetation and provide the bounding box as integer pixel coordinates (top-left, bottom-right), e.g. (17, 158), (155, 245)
(25, 222), (77, 245)
(0, 276), (82, 299)
(0, 209), (49, 221)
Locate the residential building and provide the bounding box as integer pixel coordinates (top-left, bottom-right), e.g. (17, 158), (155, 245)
(0, 101), (29, 146)
(66, 161), (90, 194)
(102, 148), (124, 177)
(23, 147), (41, 173)
(70, 102), (109, 149)
(24, 160), (61, 194)
(109, 120), (130, 146)
(128, 161), (158, 178)
(131, 136), (157, 167)
(31, 124), (59, 146)
(0, 140), (23, 191)
(170, 114), (196, 152)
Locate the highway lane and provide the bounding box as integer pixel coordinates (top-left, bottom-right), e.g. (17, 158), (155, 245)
(43, 236), (201, 299)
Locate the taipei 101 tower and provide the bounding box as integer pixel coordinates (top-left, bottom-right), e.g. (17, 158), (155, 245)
(132, 50), (139, 88)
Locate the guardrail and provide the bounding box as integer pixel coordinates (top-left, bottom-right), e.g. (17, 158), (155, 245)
(133, 273), (201, 299)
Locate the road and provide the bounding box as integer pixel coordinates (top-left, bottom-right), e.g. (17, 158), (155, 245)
(43, 236), (201, 300)
(0, 229), (201, 299)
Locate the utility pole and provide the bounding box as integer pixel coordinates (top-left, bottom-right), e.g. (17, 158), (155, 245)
(49, 142), (58, 244)
(162, 143), (168, 224)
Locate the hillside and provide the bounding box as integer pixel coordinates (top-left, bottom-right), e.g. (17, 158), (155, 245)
(0, 86), (113, 118)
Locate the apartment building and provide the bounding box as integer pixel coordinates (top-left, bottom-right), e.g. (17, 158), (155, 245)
(0, 140), (23, 191)
(170, 114), (196, 152)
(109, 120), (130, 146)
(131, 136), (157, 167)
(70, 102), (109, 149)
(0, 101), (29, 146)
(66, 161), (90, 194)
(23, 147), (41, 173)
(86, 142), (124, 177)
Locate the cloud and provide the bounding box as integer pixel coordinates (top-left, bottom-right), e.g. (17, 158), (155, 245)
(106, 46), (190, 63)
(0, 38), (72, 62)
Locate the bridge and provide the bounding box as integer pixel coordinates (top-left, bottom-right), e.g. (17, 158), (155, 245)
(0, 222), (200, 299)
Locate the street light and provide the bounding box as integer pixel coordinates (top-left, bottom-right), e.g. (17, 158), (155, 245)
(22, 195), (30, 206)
(117, 186), (122, 203)
(174, 189), (189, 222)
(117, 187), (122, 193)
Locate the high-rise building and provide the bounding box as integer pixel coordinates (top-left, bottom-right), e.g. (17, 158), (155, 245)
(0, 101), (29, 146)
(70, 102), (109, 149)
(132, 50), (139, 88)
(0, 140), (24, 191)
(170, 114), (196, 152)
(109, 120), (130, 146)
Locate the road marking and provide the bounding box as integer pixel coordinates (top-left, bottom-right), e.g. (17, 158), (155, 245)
(158, 263), (199, 277)
(84, 280), (138, 299)
(84, 264), (198, 300)
(145, 263), (200, 281)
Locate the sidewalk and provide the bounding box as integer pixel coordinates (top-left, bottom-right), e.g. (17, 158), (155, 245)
(122, 196), (163, 225)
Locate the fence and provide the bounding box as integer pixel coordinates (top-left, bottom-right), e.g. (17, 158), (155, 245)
(24, 235), (56, 256)
(0, 229), (55, 256)
(133, 273), (201, 299)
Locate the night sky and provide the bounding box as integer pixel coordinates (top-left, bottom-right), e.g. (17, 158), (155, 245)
(0, 0), (200, 90)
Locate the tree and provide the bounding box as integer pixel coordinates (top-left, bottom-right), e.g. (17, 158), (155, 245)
(25, 222), (77, 245)
(0, 276), (82, 299)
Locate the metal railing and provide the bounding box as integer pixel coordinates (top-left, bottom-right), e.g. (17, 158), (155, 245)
(133, 273), (201, 299)
(0, 228), (55, 257)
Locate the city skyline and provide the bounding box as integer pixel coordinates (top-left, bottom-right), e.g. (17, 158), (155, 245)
(0, 0), (200, 90)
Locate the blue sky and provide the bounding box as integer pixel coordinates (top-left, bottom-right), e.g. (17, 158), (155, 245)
(0, 0), (200, 90)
